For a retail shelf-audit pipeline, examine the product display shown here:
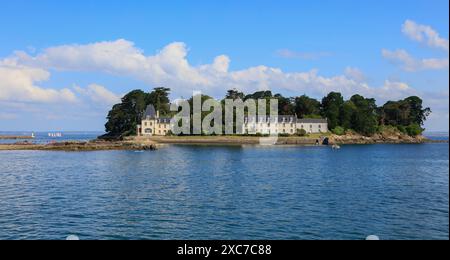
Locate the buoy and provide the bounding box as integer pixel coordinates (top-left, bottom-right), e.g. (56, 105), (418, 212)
(366, 235), (380, 240)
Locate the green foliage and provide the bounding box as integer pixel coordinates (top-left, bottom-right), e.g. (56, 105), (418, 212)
(275, 94), (295, 115)
(303, 114), (323, 119)
(349, 95), (378, 136)
(321, 92), (344, 129)
(295, 95), (321, 118)
(332, 126), (345, 136)
(339, 100), (357, 130)
(279, 133), (290, 137)
(405, 123), (424, 136)
(397, 125), (407, 134)
(104, 90), (149, 137)
(147, 87), (171, 116)
(225, 89), (245, 100)
(379, 96), (430, 127)
(103, 88), (171, 138)
(103, 88), (431, 138)
(296, 129), (307, 137)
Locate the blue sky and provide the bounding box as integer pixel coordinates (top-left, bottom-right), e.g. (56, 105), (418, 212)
(0, 0), (448, 131)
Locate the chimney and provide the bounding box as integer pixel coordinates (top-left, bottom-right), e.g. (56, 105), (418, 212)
(156, 110), (160, 118)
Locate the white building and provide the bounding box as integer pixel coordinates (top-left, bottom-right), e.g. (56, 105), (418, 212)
(137, 104), (328, 136)
(137, 105), (172, 136)
(243, 116), (328, 135)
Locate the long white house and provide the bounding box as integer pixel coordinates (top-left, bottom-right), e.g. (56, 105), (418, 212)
(242, 116), (328, 135)
(137, 105), (329, 136)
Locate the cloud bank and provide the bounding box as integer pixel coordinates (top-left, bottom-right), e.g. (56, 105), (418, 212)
(383, 20), (449, 72)
(10, 39), (418, 101)
(0, 20), (448, 130)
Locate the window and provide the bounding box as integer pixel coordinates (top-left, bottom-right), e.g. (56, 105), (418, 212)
(319, 125), (321, 128)
(144, 122), (147, 126)
(145, 129), (152, 134)
(290, 129), (293, 133)
(310, 125), (313, 128)
(283, 123), (286, 127)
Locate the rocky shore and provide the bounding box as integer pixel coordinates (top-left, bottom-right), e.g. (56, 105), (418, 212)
(0, 140), (159, 151)
(327, 132), (434, 145)
(0, 135), (34, 140)
(132, 133), (444, 146)
(0, 132), (446, 151)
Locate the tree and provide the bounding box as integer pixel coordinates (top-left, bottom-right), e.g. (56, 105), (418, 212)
(225, 89), (245, 100)
(406, 123), (424, 136)
(349, 95), (378, 136)
(244, 90), (273, 100)
(321, 92), (344, 129)
(404, 96), (431, 126)
(244, 90), (274, 115)
(275, 94), (295, 115)
(379, 96), (431, 127)
(295, 95), (321, 118)
(340, 100), (357, 130)
(147, 87), (171, 116)
(332, 126), (345, 135)
(104, 90), (149, 138)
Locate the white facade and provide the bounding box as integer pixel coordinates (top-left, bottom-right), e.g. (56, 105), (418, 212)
(243, 116), (328, 135)
(137, 105), (173, 136)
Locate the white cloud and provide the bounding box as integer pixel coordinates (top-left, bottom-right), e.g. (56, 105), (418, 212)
(1, 39), (447, 131)
(74, 84), (122, 105)
(383, 20), (449, 72)
(0, 61), (78, 103)
(345, 67), (367, 82)
(402, 20), (449, 52)
(382, 49), (449, 71)
(275, 49), (332, 60)
(16, 40), (210, 88)
(9, 39), (423, 102)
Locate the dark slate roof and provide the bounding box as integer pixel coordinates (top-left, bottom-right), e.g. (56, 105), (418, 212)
(298, 118), (328, 124)
(143, 105), (156, 119)
(244, 116), (327, 124)
(277, 116), (298, 123)
(244, 116), (297, 123)
(157, 118), (171, 123)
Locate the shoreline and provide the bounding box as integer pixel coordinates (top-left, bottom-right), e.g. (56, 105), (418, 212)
(0, 135), (447, 151)
(0, 135), (34, 140)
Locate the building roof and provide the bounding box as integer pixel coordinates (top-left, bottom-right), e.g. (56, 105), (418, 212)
(157, 118), (171, 123)
(298, 118), (328, 124)
(143, 105), (156, 119)
(244, 116), (327, 124)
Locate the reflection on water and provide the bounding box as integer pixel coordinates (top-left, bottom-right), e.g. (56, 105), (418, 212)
(0, 143), (448, 240)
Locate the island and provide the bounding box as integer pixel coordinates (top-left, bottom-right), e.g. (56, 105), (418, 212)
(1, 88), (444, 151)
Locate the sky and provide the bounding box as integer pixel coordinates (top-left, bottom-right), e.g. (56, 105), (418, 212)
(0, 0), (448, 131)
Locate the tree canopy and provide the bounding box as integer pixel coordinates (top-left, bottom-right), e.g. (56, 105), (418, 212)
(102, 88), (431, 138)
(103, 88), (171, 138)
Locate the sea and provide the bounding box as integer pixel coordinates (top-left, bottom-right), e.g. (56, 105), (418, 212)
(0, 131), (448, 240)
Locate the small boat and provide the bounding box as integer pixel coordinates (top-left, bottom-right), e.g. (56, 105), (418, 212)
(332, 144), (341, 150)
